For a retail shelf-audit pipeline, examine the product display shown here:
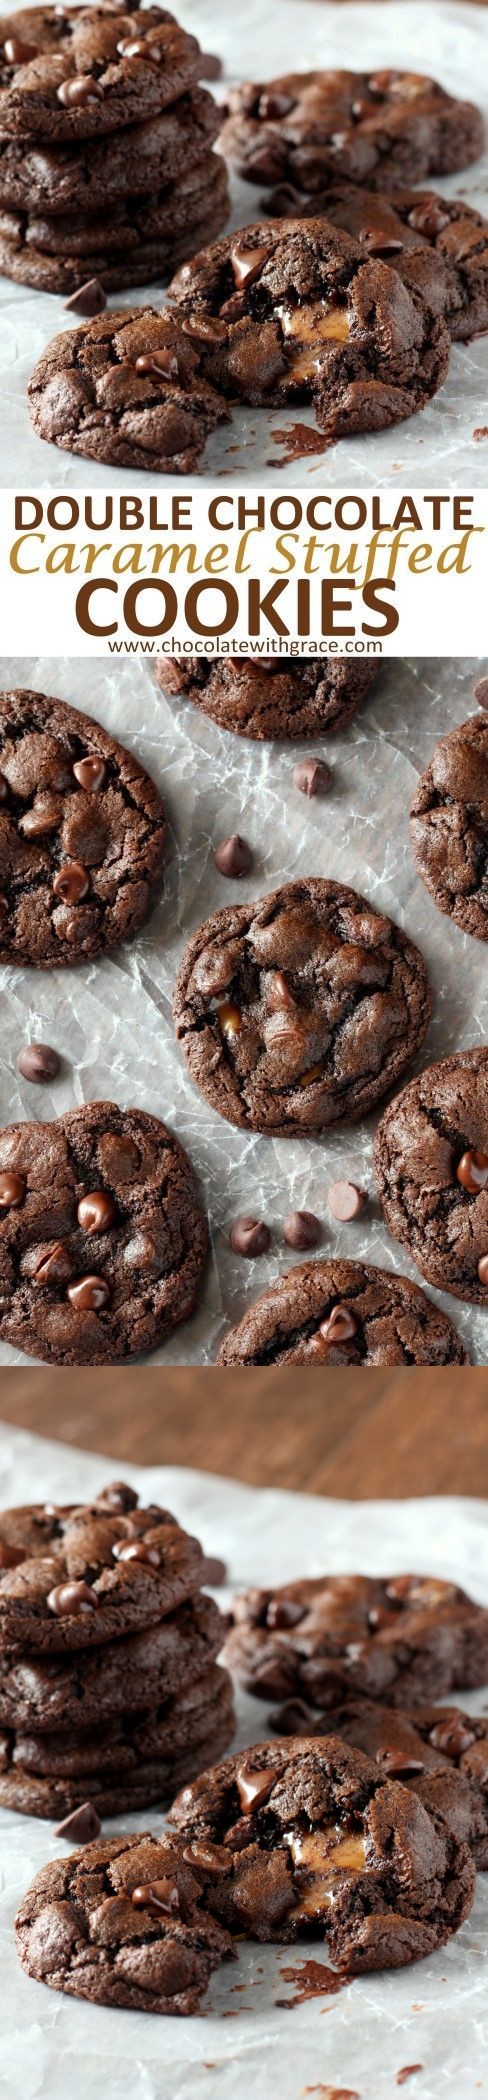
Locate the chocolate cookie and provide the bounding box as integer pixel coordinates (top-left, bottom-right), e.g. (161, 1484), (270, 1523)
(0, 1482), (208, 1648)
(15, 1831), (236, 2013)
(0, 1592), (224, 1732)
(0, 86), (220, 214)
(219, 70), (484, 194)
(223, 1572), (488, 1707)
(216, 1258), (467, 1366)
(0, 1103), (208, 1365)
(170, 216), (450, 441)
(0, 687), (166, 967)
(0, 6), (202, 141)
(0, 1662), (235, 1817)
(410, 715), (488, 941)
(374, 1048), (488, 1303)
(28, 306), (229, 472)
(0, 149), (229, 293)
(173, 879), (432, 1138)
(156, 656), (379, 741)
(268, 181), (488, 345)
(170, 1735), (475, 1970)
(271, 1693), (488, 1868)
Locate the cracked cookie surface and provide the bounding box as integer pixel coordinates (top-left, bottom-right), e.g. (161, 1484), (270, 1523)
(272, 1693), (488, 1868)
(219, 69), (484, 195)
(0, 5), (202, 140)
(157, 656), (379, 741)
(15, 1830), (236, 2012)
(223, 1571), (488, 1708)
(267, 181), (488, 344)
(374, 1048), (488, 1302)
(170, 216), (450, 441)
(173, 878), (432, 1137)
(216, 1258), (467, 1366)
(410, 715), (488, 941)
(0, 687), (166, 966)
(0, 1481), (207, 1645)
(28, 306), (229, 472)
(0, 1103), (208, 1365)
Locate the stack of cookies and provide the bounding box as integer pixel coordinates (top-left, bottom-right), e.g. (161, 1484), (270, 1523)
(0, 3), (229, 302)
(0, 1480), (234, 1823)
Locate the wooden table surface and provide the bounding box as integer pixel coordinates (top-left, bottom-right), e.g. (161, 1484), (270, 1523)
(0, 1365), (486, 1499)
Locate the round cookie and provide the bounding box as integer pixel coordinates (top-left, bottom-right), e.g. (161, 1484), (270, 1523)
(171, 1735), (475, 1970)
(15, 1831), (236, 2013)
(0, 6), (203, 141)
(170, 216), (450, 441)
(0, 1662), (235, 1818)
(0, 149), (229, 293)
(0, 1591), (223, 1732)
(173, 878), (432, 1137)
(216, 1258), (467, 1366)
(271, 1692), (488, 1868)
(218, 70), (484, 194)
(0, 1482), (207, 1648)
(223, 1572), (488, 1708)
(28, 305), (229, 473)
(0, 687), (167, 967)
(267, 181), (488, 345)
(0, 86), (220, 214)
(374, 1047), (488, 1304)
(156, 656), (379, 741)
(0, 1103), (208, 1365)
(410, 715), (488, 941)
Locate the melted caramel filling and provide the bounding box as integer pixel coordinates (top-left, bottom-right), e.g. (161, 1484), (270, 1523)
(286, 1826), (367, 1917)
(216, 1000), (242, 1038)
(277, 300), (351, 381)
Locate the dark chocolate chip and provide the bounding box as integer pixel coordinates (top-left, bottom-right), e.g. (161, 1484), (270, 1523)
(17, 1042), (60, 1083)
(53, 861), (90, 905)
(132, 1878), (179, 1915)
(236, 1761), (276, 1811)
(67, 1275), (110, 1311)
(0, 1170), (26, 1210)
(327, 1181), (366, 1221)
(230, 1217), (271, 1257)
(266, 1597), (306, 1629)
(57, 74), (104, 106)
(55, 1801), (102, 1842)
(214, 835), (253, 878)
(283, 1209), (321, 1250)
(47, 1579), (99, 1616)
(77, 1191), (117, 1234)
(65, 279), (107, 317)
(293, 758), (332, 797)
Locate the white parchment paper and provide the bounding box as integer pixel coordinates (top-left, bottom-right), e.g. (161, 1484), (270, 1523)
(1, 651), (488, 1365)
(0, 0), (486, 489)
(0, 1425), (488, 2100)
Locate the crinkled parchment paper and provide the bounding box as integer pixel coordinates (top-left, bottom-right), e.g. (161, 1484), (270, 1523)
(0, 1425), (488, 2100)
(0, 0), (487, 489)
(0, 651), (487, 1364)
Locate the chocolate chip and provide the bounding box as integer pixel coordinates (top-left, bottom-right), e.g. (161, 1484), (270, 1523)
(376, 1746), (425, 1776)
(283, 1209), (321, 1250)
(135, 350), (179, 380)
(19, 796), (62, 838)
(327, 1181), (366, 1222)
(429, 1719), (476, 1759)
(368, 1606), (393, 1631)
(293, 758), (332, 797)
(258, 90), (294, 120)
(311, 1303), (358, 1353)
(230, 1217), (271, 1257)
(273, 1696), (318, 1733)
(123, 1230), (158, 1271)
(77, 1191), (117, 1234)
(0, 1539), (24, 1569)
(132, 1878), (180, 1915)
(230, 238), (269, 289)
(359, 227), (404, 256)
(53, 861), (90, 905)
(73, 756), (108, 791)
(0, 1170), (26, 1211)
(67, 1275), (110, 1311)
(33, 1241), (72, 1287)
(236, 1761), (275, 1812)
(198, 51), (222, 80)
(224, 1818), (255, 1850)
(213, 835), (253, 878)
(474, 678), (488, 710)
(55, 1801), (102, 1842)
(478, 1255), (488, 1285)
(266, 1596), (306, 1629)
(267, 182), (309, 216)
(456, 1150), (488, 1194)
(407, 200), (450, 238)
(118, 37), (164, 62)
(47, 1579), (99, 1616)
(0, 771), (9, 802)
(98, 1482), (138, 1512)
(4, 35), (38, 59)
(65, 279), (107, 317)
(182, 1839), (232, 1877)
(112, 1539), (161, 1566)
(199, 1555), (227, 1587)
(57, 74), (104, 105)
(17, 1042), (60, 1083)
